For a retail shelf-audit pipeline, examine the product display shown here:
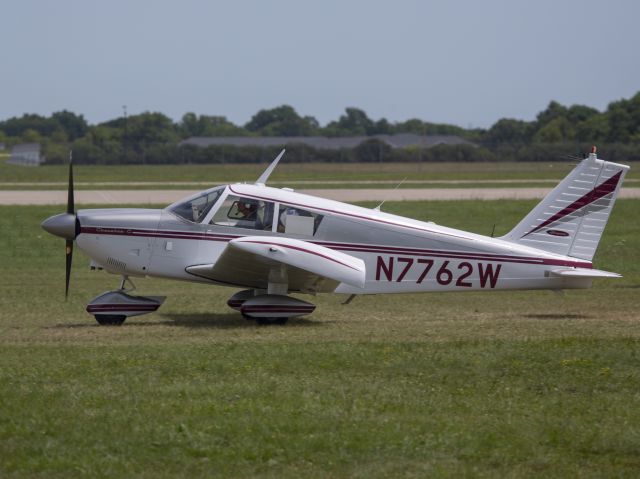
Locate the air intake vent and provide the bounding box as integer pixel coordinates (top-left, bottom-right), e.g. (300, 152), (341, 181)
(106, 257), (127, 271)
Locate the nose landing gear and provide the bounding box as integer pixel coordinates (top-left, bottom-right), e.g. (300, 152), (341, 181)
(87, 276), (166, 326)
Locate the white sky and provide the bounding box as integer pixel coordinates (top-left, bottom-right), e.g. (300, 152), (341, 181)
(1, 0), (639, 128)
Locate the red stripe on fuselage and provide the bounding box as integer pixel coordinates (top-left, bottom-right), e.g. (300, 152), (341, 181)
(80, 227), (592, 269)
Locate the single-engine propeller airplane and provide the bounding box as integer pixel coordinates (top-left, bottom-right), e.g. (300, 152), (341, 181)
(42, 147), (629, 325)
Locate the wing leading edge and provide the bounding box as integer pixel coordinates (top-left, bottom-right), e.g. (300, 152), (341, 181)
(186, 236), (366, 293)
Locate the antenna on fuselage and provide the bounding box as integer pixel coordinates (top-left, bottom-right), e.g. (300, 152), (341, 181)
(373, 177), (408, 211)
(256, 149), (286, 185)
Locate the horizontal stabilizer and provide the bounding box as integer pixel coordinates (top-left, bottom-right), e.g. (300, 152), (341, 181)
(548, 268), (621, 278)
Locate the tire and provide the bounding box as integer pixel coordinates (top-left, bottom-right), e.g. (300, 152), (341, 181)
(256, 317), (289, 326)
(95, 314), (127, 326)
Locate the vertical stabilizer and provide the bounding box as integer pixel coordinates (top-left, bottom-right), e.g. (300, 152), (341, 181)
(501, 149), (629, 261)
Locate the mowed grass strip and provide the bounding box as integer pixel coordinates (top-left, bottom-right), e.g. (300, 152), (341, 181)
(4, 160), (639, 185)
(2, 341), (640, 477)
(0, 201), (639, 477)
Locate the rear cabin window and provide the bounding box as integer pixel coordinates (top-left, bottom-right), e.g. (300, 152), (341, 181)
(211, 195), (274, 231)
(277, 205), (323, 235)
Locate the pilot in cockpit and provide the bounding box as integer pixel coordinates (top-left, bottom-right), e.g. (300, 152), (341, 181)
(237, 201), (258, 220)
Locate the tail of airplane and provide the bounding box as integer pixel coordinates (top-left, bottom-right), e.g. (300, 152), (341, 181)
(501, 148), (629, 261)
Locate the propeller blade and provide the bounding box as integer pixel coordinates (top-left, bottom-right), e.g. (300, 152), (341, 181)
(67, 154), (74, 215)
(65, 239), (73, 299)
(65, 153), (75, 299)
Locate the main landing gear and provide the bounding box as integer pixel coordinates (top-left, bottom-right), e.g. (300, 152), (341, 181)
(227, 264), (316, 325)
(227, 289), (316, 325)
(86, 276), (166, 326)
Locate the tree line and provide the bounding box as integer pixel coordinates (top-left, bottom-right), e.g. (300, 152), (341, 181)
(1, 92), (638, 165)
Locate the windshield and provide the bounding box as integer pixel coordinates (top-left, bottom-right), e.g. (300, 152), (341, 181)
(167, 186), (225, 223)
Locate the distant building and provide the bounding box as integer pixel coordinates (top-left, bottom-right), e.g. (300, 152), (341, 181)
(8, 143), (44, 166)
(179, 133), (473, 150)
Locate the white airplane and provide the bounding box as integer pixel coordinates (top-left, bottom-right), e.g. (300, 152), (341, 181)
(42, 147), (629, 325)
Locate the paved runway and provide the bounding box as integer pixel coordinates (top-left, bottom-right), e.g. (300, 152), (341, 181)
(2, 187), (640, 205)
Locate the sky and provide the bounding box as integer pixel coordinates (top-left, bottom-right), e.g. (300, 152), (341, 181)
(1, 0), (639, 129)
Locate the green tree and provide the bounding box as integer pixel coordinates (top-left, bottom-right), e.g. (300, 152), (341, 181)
(575, 115), (609, 143)
(628, 92), (640, 133)
(566, 104), (599, 124)
(393, 119), (425, 134)
(245, 105), (318, 136)
(606, 99), (634, 143)
(87, 126), (123, 158)
(0, 114), (59, 137)
(179, 113), (247, 137)
(371, 118), (392, 135)
(353, 138), (391, 162)
(324, 107), (374, 136)
(51, 110), (88, 140)
(125, 112), (179, 150)
(483, 119), (532, 145)
(180, 112), (200, 136)
(70, 137), (108, 164)
(21, 128), (43, 143)
(536, 100), (568, 127)
(44, 142), (70, 164)
(533, 117), (575, 143)
(50, 130), (69, 143)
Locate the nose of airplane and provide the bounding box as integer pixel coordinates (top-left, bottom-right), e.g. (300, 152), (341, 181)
(41, 213), (78, 240)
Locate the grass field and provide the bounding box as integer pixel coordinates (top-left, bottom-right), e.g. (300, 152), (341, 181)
(1, 200), (639, 477)
(2, 161), (639, 187)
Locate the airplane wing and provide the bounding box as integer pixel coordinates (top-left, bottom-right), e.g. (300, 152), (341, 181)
(186, 236), (366, 293)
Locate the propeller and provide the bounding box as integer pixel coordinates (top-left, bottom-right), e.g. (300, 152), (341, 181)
(65, 156), (75, 298)
(41, 152), (78, 299)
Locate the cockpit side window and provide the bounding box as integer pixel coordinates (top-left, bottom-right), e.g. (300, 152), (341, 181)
(211, 195), (274, 231)
(168, 187), (224, 223)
